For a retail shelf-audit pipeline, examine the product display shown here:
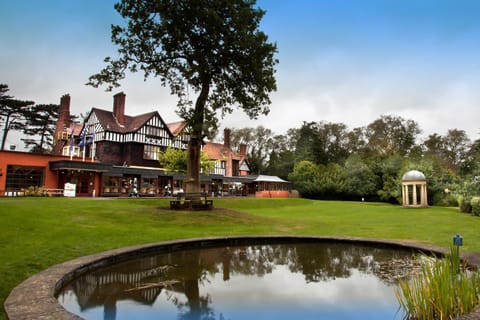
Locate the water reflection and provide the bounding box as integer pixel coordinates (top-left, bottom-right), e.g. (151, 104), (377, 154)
(58, 242), (418, 320)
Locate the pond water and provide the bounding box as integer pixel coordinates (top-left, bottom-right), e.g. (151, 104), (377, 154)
(57, 241), (420, 320)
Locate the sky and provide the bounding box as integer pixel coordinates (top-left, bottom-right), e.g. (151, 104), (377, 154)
(2, 0), (480, 150)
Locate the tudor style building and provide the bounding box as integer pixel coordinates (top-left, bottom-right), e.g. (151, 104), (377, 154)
(53, 92), (189, 166)
(0, 92), (290, 198)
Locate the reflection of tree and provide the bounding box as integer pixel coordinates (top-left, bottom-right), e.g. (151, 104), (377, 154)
(170, 250), (216, 320)
(60, 242), (420, 319)
(292, 243), (416, 283)
(222, 243), (417, 284)
(104, 295), (116, 320)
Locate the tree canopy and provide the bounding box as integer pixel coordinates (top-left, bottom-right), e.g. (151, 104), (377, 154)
(88, 0), (278, 192)
(21, 103), (59, 153)
(0, 84), (35, 150)
(157, 147), (215, 174)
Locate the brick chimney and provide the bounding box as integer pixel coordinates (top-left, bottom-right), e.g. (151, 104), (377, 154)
(239, 143), (247, 157)
(113, 92), (126, 125)
(52, 94), (71, 154)
(224, 128), (231, 149)
(59, 94), (71, 125)
(55, 95), (71, 138)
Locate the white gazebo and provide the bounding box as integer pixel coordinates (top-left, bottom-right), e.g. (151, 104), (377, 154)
(401, 170), (428, 207)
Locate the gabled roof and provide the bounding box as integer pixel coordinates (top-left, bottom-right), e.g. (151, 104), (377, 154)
(251, 174), (289, 183)
(203, 142), (230, 160)
(167, 121), (187, 136)
(90, 108), (160, 133)
(202, 142), (245, 161)
(239, 160), (250, 171)
(69, 123), (83, 136)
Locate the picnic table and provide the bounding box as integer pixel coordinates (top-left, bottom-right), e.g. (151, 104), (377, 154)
(170, 192), (213, 210)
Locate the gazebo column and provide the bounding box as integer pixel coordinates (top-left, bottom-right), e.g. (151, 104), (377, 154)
(412, 184), (417, 206)
(403, 185), (409, 206)
(421, 183), (428, 206)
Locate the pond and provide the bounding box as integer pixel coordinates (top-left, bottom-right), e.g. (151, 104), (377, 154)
(57, 240), (422, 320)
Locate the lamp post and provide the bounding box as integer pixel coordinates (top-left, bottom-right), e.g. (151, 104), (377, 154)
(453, 234), (463, 247)
(453, 234), (463, 263)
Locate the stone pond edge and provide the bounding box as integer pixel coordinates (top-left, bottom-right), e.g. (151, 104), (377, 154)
(5, 235), (480, 320)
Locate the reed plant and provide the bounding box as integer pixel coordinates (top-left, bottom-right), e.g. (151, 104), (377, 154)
(396, 247), (480, 319)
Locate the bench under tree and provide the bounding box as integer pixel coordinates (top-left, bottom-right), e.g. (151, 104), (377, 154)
(170, 192), (213, 210)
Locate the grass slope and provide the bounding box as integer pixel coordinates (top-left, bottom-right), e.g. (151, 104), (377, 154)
(1, 197), (479, 319)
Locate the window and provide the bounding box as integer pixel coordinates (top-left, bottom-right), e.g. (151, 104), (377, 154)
(57, 131), (69, 140)
(146, 125), (160, 136)
(62, 146), (80, 157)
(143, 145), (161, 160)
(232, 160), (240, 176)
(213, 161), (226, 175)
(102, 176), (122, 193)
(6, 165), (45, 190)
(141, 177), (158, 195)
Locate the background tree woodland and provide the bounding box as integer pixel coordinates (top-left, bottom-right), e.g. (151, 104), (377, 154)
(2, 80), (480, 206)
(224, 116), (480, 206)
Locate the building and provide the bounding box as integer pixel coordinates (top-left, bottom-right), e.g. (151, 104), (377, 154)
(0, 93), (290, 197)
(53, 92), (190, 165)
(203, 129), (249, 177)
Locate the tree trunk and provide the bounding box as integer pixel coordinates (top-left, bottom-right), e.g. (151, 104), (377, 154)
(1, 114), (11, 150)
(185, 136), (202, 192)
(185, 78), (210, 193)
(39, 122), (48, 154)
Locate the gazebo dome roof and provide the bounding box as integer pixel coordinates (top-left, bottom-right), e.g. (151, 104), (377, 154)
(402, 170), (426, 181)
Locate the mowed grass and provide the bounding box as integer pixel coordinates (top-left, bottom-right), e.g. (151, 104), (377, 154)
(1, 197), (480, 319)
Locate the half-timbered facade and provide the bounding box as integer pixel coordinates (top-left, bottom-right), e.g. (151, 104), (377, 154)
(58, 92), (190, 167)
(49, 92), (193, 196)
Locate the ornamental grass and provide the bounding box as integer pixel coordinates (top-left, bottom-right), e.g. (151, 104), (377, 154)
(396, 247), (480, 320)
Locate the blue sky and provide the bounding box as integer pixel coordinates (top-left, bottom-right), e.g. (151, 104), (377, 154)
(2, 0), (480, 149)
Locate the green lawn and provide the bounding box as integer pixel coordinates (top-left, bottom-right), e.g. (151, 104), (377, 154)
(1, 197), (479, 319)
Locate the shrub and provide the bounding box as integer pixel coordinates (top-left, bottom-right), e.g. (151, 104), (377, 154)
(24, 186), (47, 197)
(441, 194), (459, 207)
(471, 197), (480, 216)
(432, 193), (458, 207)
(458, 195), (472, 213)
(288, 161), (321, 198)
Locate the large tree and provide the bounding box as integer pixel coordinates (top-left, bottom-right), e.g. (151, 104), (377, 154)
(229, 126), (274, 174)
(0, 84), (35, 150)
(343, 154), (377, 199)
(21, 103), (59, 154)
(365, 115), (421, 157)
(294, 121), (350, 165)
(88, 0), (278, 192)
(442, 129), (471, 172)
(266, 132), (296, 179)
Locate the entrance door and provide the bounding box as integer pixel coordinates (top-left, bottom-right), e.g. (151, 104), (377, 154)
(61, 170), (94, 196)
